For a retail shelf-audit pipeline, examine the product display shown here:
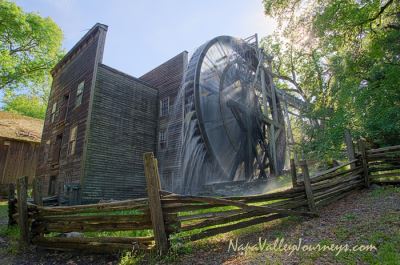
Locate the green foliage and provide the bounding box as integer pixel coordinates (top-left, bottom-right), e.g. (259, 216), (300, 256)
(0, 201), (20, 255)
(262, 0), (400, 160)
(0, 0), (63, 91)
(119, 251), (146, 265)
(3, 92), (47, 119)
(0, 0), (63, 119)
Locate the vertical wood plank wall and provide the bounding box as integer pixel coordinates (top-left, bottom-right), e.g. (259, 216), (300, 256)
(139, 52), (188, 192)
(0, 138), (39, 185)
(36, 25), (108, 196)
(81, 65), (158, 201)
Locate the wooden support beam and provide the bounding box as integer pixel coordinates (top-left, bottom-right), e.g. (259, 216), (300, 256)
(299, 160), (316, 213)
(358, 140), (370, 188)
(260, 53), (269, 118)
(17, 176), (29, 246)
(290, 158), (298, 187)
(143, 152), (169, 256)
(283, 95), (297, 161)
(344, 130), (356, 169)
(266, 63), (279, 174)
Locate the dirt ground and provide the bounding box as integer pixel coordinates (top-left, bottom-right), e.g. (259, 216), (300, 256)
(0, 186), (399, 265)
(0, 243), (120, 265)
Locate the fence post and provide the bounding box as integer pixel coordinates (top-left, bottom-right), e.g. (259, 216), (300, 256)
(290, 158), (298, 187)
(143, 152), (169, 256)
(344, 130), (356, 169)
(299, 160), (316, 213)
(8, 183), (16, 226)
(17, 176), (29, 246)
(32, 177), (43, 206)
(358, 140), (370, 188)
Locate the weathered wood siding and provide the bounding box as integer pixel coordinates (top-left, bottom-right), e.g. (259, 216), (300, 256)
(0, 138), (39, 185)
(139, 52), (188, 192)
(81, 64), (158, 201)
(36, 24), (107, 195)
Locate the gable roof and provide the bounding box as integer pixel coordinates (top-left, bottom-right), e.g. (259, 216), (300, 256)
(0, 111), (43, 143)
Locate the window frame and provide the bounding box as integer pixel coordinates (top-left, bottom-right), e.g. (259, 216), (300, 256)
(75, 81), (85, 107)
(43, 140), (51, 162)
(160, 97), (169, 117)
(50, 102), (57, 123)
(159, 129), (167, 150)
(68, 125), (78, 156)
(48, 176), (57, 196)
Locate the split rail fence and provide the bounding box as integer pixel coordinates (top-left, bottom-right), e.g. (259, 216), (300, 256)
(8, 141), (400, 255)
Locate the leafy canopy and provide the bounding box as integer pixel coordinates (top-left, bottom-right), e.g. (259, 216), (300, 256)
(262, 0), (400, 159)
(0, 0), (63, 118)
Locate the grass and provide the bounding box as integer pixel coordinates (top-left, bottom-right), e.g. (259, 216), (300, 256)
(284, 186), (400, 265)
(0, 201), (20, 254)
(151, 185), (400, 265)
(0, 200), (7, 219)
(334, 221), (400, 265)
(370, 185), (400, 198)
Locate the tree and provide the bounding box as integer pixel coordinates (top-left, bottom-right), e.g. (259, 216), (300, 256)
(262, 0), (400, 159)
(3, 82), (50, 119)
(3, 94), (47, 119)
(0, 0), (63, 91)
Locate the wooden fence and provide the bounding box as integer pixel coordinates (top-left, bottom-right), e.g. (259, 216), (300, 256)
(8, 142), (400, 255)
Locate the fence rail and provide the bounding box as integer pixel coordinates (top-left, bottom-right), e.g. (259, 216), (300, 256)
(7, 142), (400, 254)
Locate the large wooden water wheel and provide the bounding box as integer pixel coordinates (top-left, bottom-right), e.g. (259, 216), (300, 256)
(181, 36), (287, 189)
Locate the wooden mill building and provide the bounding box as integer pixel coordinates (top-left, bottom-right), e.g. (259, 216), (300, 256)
(36, 23), (186, 202)
(0, 111), (42, 196)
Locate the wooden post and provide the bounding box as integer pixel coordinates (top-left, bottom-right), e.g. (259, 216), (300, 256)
(358, 140), (370, 188)
(32, 177), (43, 206)
(344, 130), (356, 169)
(290, 158), (298, 187)
(8, 183), (16, 226)
(299, 160), (316, 213)
(17, 176), (29, 246)
(143, 152), (169, 256)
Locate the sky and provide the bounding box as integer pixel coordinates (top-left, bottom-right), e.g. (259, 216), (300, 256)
(13, 0), (276, 77)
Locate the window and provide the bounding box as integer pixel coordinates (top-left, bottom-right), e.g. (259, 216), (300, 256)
(75, 81), (85, 107)
(48, 176), (57, 195)
(43, 140), (50, 162)
(52, 134), (63, 163)
(50, 102), (57, 123)
(60, 93), (70, 120)
(159, 130), (167, 150)
(163, 172), (173, 190)
(68, 125), (78, 156)
(160, 97), (169, 117)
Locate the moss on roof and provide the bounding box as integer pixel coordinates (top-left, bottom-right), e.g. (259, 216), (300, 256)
(0, 111), (43, 143)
